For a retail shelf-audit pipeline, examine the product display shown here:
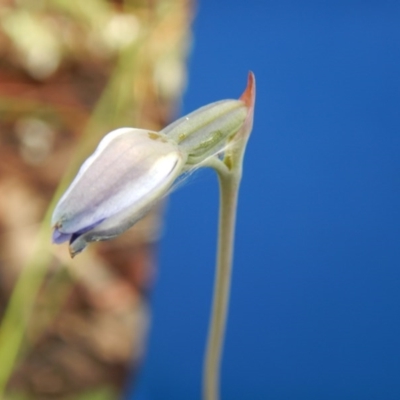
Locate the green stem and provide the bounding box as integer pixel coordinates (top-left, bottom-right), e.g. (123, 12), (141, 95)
(0, 219), (53, 394)
(203, 164), (242, 400)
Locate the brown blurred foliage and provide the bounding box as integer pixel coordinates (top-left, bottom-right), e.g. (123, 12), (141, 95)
(0, 0), (193, 398)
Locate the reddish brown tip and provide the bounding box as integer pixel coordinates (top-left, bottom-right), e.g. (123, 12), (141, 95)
(239, 71), (256, 110)
(237, 72), (256, 141)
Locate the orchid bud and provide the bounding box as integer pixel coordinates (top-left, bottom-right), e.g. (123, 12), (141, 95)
(161, 99), (247, 164)
(52, 128), (186, 257)
(52, 82), (251, 257)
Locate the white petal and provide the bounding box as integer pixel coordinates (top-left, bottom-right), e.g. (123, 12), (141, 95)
(52, 128), (185, 234)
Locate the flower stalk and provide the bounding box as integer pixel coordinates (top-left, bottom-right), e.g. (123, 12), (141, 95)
(203, 72), (256, 400)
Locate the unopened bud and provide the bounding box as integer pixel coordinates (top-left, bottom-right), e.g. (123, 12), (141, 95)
(52, 128), (186, 256)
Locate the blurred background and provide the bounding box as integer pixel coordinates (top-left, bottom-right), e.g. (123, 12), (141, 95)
(1, 0), (400, 400)
(128, 1), (400, 400)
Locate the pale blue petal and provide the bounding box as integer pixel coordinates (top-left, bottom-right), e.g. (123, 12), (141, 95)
(68, 147), (185, 255)
(52, 229), (71, 244)
(52, 129), (183, 236)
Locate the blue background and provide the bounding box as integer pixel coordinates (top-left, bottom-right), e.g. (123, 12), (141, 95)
(128, 1), (400, 399)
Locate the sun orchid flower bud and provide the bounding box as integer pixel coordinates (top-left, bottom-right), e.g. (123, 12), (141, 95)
(52, 76), (253, 257)
(52, 128), (186, 257)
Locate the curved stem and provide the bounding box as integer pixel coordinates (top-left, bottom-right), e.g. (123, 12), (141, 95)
(202, 72), (255, 400)
(201, 157), (230, 178)
(203, 169), (241, 400)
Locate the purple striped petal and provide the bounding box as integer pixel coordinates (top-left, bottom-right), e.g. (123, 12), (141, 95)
(51, 128), (186, 256)
(52, 129), (184, 235)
